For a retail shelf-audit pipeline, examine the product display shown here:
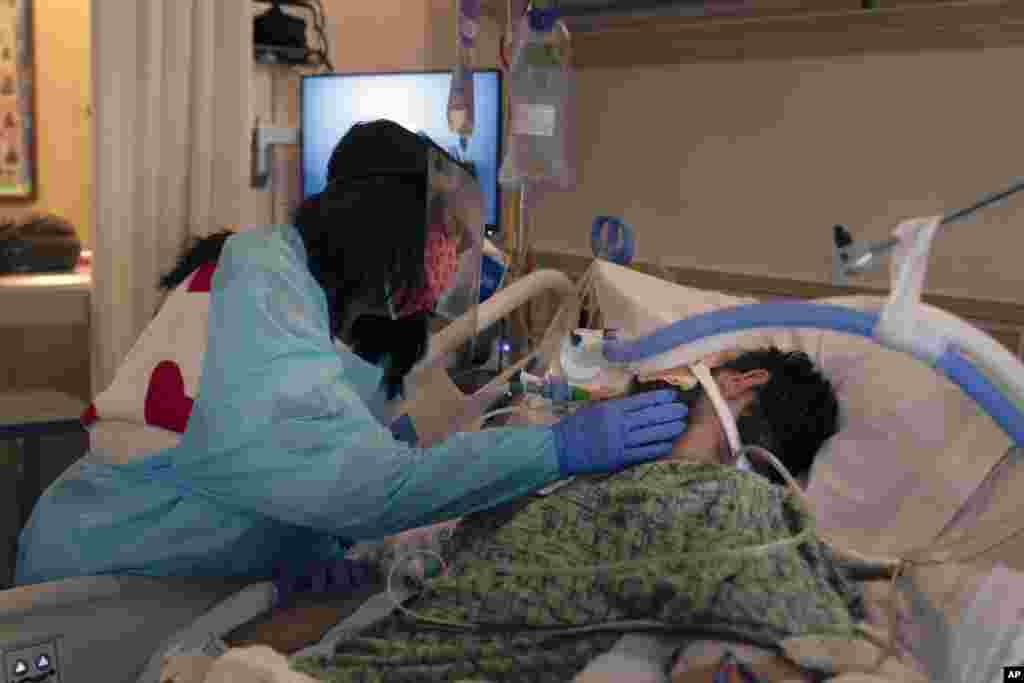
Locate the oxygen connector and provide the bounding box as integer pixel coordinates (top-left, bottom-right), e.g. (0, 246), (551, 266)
(508, 371), (593, 402)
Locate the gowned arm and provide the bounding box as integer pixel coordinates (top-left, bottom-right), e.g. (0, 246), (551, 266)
(187, 405), (561, 542)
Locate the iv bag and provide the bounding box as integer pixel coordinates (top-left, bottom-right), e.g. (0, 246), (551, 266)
(499, 9), (575, 191)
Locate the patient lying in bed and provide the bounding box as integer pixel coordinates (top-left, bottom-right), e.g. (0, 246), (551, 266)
(284, 348), (858, 682)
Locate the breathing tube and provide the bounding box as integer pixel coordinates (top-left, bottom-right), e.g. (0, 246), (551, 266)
(688, 361), (749, 470)
(598, 301), (1024, 447)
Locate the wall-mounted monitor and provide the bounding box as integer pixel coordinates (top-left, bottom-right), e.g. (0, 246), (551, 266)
(301, 69), (503, 232)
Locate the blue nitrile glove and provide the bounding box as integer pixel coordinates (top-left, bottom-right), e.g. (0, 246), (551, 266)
(272, 557), (376, 608)
(389, 413), (418, 446)
(552, 389), (688, 476)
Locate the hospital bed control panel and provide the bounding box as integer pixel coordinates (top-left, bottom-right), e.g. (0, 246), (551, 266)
(3, 638), (60, 683)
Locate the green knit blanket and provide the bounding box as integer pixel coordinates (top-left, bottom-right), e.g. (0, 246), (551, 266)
(293, 463), (864, 683)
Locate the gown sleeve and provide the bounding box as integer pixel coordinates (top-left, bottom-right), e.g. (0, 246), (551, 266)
(177, 230), (562, 542)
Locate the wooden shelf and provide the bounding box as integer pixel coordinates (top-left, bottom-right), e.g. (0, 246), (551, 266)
(560, 1), (1024, 67)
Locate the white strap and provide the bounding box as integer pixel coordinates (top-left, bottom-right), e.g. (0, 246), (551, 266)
(690, 361), (747, 469)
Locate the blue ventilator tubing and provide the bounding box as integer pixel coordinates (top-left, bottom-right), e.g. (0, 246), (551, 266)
(601, 301), (1024, 447)
(935, 348), (1024, 446)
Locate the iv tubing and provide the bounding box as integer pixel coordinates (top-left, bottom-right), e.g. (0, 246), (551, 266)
(845, 178), (1024, 267)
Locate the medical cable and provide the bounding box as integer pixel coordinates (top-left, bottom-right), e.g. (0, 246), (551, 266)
(286, 0), (333, 71)
(735, 430), (1024, 669)
(381, 550), (834, 657)
(487, 526), (815, 578)
(864, 177), (1024, 262)
(941, 177), (1024, 227)
(743, 435), (1009, 572)
(391, 444), (816, 583)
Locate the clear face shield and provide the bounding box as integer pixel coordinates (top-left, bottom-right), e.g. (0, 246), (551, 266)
(389, 139), (484, 360)
(387, 141), (492, 444)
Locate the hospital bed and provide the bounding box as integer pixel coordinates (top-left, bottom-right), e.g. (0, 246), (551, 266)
(2, 260), (1023, 683)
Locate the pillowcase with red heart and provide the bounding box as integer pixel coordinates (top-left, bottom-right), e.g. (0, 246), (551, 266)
(82, 262), (217, 434)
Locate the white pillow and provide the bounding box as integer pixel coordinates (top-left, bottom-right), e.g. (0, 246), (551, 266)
(82, 262), (216, 436)
(803, 296), (1010, 556)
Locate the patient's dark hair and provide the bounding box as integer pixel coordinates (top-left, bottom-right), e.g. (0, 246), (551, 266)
(159, 120), (436, 399)
(631, 347), (839, 483)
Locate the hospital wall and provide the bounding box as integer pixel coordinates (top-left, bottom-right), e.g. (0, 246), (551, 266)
(527, 47), (1024, 309)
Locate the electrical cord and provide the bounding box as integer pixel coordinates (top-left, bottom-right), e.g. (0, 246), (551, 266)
(375, 457), (860, 663)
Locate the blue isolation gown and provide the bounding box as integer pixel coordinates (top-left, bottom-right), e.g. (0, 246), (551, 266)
(15, 224), (561, 586)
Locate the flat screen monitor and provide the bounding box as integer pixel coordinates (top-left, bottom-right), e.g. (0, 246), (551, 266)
(301, 69), (503, 232)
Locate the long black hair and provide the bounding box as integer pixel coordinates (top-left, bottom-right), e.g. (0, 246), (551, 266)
(160, 121), (440, 399)
(293, 120), (436, 398)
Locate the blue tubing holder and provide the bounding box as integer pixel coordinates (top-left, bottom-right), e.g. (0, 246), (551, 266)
(591, 216), (635, 266)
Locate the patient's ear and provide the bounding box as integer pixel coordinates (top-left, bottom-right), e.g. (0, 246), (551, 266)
(717, 368), (770, 399)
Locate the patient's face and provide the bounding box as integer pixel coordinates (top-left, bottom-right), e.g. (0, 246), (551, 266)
(666, 368), (760, 467)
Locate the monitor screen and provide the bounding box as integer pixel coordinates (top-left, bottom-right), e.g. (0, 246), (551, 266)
(301, 70), (503, 231)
